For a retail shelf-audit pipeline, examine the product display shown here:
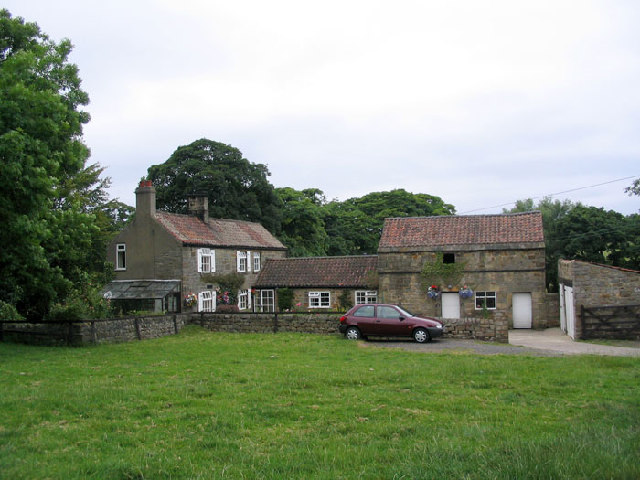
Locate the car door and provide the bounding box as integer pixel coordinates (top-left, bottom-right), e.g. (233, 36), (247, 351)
(351, 304), (377, 335)
(376, 305), (411, 337)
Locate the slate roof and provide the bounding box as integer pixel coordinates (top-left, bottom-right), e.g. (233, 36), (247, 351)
(154, 211), (286, 250)
(378, 212), (544, 251)
(254, 256), (378, 288)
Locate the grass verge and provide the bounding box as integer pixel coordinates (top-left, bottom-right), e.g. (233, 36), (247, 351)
(1, 326), (639, 479)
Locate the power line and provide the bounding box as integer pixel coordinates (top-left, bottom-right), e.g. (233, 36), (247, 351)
(459, 175), (638, 214)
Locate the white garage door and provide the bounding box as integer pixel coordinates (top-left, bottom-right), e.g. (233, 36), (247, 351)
(512, 293), (532, 328)
(442, 293), (460, 319)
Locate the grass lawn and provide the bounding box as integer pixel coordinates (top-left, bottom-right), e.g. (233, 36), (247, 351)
(1, 326), (639, 479)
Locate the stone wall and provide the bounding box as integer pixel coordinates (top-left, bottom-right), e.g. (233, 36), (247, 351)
(378, 247), (549, 328)
(441, 316), (509, 343)
(0, 315), (190, 346)
(1, 311), (508, 345)
(194, 312), (340, 335)
(559, 260), (640, 339)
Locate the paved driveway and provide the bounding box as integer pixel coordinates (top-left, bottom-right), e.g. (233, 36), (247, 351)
(360, 328), (640, 357)
(508, 328), (640, 357)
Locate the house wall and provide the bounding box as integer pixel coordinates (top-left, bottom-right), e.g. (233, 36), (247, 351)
(181, 248), (288, 309)
(286, 288), (374, 311)
(558, 260), (640, 339)
(378, 246), (548, 328)
(107, 216), (183, 281)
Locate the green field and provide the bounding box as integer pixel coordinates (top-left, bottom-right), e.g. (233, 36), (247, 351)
(1, 327), (639, 479)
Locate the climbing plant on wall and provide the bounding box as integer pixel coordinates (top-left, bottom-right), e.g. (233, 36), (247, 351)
(420, 252), (466, 290)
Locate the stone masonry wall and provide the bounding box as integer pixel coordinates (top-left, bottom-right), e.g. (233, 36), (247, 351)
(378, 247), (549, 328)
(1, 311), (508, 345)
(559, 260), (640, 339)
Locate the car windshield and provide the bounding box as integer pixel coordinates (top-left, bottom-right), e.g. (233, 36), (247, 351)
(395, 305), (414, 317)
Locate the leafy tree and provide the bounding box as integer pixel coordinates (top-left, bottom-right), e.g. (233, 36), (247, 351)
(147, 138), (282, 233)
(625, 178), (640, 198)
(324, 189), (455, 255)
(0, 10), (106, 320)
(276, 187), (328, 257)
(505, 198), (640, 290)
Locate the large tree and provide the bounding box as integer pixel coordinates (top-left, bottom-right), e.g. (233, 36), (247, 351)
(275, 187), (328, 257)
(505, 198), (640, 290)
(147, 138), (282, 233)
(324, 189), (455, 255)
(0, 10), (113, 320)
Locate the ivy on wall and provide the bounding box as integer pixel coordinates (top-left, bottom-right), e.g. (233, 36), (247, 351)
(420, 252), (466, 289)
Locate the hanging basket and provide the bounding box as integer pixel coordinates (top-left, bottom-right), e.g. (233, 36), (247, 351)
(427, 285), (440, 299)
(459, 287), (473, 299)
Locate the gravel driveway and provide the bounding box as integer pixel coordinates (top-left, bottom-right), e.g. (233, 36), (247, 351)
(359, 328), (640, 357)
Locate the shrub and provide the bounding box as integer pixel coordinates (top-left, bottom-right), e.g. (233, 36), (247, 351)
(0, 300), (24, 322)
(216, 304), (240, 313)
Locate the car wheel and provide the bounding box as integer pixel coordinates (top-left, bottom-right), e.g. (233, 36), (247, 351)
(413, 328), (431, 343)
(345, 326), (362, 340)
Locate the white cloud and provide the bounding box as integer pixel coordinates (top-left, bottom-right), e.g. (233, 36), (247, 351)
(5, 0), (640, 213)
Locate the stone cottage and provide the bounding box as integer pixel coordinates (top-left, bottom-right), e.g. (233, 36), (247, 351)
(252, 256), (379, 312)
(103, 181), (287, 313)
(377, 212), (549, 328)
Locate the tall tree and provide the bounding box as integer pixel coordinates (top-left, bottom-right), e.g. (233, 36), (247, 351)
(276, 187), (328, 257)
(0, 9), (100, 320)
(505, 198), (640, 290)
(324, 189), (455, 255)
(147, 138), (282, 234)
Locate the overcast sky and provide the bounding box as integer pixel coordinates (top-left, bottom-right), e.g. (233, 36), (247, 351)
(6, 0), (640, 214)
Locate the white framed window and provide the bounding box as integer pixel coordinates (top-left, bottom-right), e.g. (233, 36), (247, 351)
(253, 252), (261, 272)
(237, 251), (248, 272)
(308, 291), (330, 308)
(257, 290), (274, 312)
(355, 290), (377, 304)
(197, 248), (215, 273)
(198, 291), (215, 312)
(475, 291), (497, 310)
(238, 289), (251, 310)
(116, 244), (126, 271)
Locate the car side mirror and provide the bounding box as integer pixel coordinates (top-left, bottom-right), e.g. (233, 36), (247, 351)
(398, 316), (405, 321)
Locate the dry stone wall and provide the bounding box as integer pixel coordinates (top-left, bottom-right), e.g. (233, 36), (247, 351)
(1, 311), (508, 345)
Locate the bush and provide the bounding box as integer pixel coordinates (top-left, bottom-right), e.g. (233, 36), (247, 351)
(277, 288), (294, 311)
(0, 300), (24, 322)
(216, 304), (240, 313)
(46, 273), (113, 322)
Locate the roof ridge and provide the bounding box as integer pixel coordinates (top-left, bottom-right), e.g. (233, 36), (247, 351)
(384, 211), (541, 221)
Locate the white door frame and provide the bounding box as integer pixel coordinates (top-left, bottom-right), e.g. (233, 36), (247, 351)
(512, 293), (532, 328)
(441, 292), (461, 319)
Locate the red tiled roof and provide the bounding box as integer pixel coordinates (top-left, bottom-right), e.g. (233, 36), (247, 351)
(155, 212), (286, 250)
(378, 212), (544, 250)
(254, 256), (378, 288)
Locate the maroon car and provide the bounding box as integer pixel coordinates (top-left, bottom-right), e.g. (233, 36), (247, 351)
(339, 304), (444, 343)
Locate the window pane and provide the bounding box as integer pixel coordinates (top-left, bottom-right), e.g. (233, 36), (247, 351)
(378, 306), (401, 319)
(354, 305), (375, 317)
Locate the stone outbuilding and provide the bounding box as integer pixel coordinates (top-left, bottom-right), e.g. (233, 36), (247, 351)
(103, 181), (287, 314)
(558, 259), (640, 339)
(377, 212), (550, 328)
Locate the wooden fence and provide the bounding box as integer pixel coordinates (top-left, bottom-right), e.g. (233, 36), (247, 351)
(580, 304), (640, 340)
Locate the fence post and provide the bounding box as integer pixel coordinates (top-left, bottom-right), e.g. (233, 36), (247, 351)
(273, 313), (279, 333)
(134, 317), (142, 340)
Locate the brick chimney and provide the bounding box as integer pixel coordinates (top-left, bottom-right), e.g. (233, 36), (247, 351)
(135, 180), (156, 218)
(187, 193), (209, 223)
